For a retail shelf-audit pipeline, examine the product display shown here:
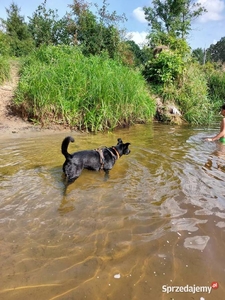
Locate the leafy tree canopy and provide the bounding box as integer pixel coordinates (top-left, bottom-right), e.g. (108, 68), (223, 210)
(191, 47), (207, 65)
(67, 0), (127, 57)
(207, 37), (225, 63)
(143, 0), (207, 48)
(28, 0), (72, 47)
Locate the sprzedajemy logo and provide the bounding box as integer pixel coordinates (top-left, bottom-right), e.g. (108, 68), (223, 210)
(162, 282), (219, 294)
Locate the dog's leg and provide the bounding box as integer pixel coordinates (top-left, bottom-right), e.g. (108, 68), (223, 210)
(104, 170), (110, 181)
(64, 162), (83, 184)
(67, 176), (79, 184)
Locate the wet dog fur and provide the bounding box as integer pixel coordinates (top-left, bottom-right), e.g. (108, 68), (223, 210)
(61, 136), (131, 184)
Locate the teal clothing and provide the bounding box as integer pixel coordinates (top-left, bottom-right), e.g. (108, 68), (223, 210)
(219, 137), (225, 143)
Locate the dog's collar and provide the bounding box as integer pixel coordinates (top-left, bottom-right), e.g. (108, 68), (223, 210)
(112, 147), (120, 159)
(105, 147), (120, 160)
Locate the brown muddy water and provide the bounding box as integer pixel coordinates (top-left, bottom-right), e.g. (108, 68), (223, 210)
(0, 123), (225, 300)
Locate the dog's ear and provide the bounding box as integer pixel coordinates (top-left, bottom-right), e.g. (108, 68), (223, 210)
(123, 142), (131, 155)
(117, 138), (123, 144)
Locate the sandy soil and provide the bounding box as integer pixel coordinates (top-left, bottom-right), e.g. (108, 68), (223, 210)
(0, 62), (72, 138)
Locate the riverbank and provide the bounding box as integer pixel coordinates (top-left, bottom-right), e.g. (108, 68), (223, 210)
(0, 58), (180, 138)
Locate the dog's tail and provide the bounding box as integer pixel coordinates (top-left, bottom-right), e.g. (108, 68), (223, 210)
(61, 136), (74, 158)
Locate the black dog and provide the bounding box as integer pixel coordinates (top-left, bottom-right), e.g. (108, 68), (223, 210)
(61, 136), (131, 184)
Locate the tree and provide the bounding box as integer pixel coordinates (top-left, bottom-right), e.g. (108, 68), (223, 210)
(125, 40), (149, 66)
(192, 47), (209, 64)
(207, 37), (225, 63)
(2, 2), (34, 56)
(143, 0), (207, 47)
(68, 0), (126, 57)
(28, 0), (72, 47)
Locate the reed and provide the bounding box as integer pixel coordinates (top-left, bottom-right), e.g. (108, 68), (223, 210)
(15, 45), (156, 131)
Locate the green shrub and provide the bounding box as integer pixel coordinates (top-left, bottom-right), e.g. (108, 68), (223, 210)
(0, 32), (11, 56)
(0, 56), (10, 85)
(15, 45), (156, 131)
(142, 50), (184, 84)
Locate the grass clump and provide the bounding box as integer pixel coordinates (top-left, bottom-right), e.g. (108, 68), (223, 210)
(0, 56), (10, 85)
(15, 45), (156, 131)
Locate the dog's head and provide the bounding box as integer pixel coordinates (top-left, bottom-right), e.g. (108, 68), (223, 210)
(116, 138), (131, 156)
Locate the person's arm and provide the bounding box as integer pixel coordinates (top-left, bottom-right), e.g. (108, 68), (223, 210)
(206, 118), (225, 141)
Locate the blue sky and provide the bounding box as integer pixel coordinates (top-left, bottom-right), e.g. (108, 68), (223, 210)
(0, 0), (225, 50)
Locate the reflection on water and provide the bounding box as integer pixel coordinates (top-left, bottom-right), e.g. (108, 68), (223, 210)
(0, 124), (225, 300)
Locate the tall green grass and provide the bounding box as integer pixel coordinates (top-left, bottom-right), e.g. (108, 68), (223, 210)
(0, 56), (10, 85)
(15, 45), (156, 131)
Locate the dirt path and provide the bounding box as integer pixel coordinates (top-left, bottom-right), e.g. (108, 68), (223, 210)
(0, 61), (35, 134)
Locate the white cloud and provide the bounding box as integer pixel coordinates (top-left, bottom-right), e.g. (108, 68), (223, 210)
(126, 31), (148, 47)
(197, 0), (225, 22)
(132, 7), (148, 23)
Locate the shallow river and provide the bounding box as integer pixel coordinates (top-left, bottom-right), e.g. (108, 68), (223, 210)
(0, 123), (225, 300)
